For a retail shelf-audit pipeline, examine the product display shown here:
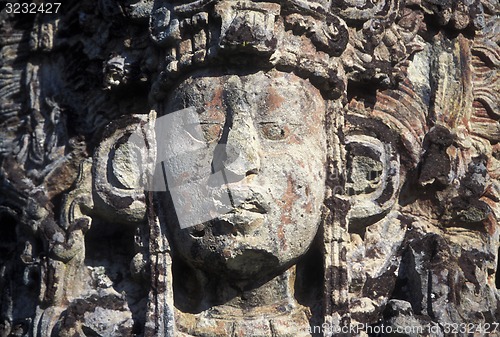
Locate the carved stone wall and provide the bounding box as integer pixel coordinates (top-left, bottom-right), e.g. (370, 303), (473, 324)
(0, 0), (499, 336)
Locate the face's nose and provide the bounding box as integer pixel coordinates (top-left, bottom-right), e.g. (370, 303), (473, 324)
(212, 112), (261, 182)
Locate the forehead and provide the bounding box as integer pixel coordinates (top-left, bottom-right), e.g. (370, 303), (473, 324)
(166, 70), (326, 115)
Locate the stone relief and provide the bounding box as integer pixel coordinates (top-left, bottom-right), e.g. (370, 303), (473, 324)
(0, 0), (498, 336)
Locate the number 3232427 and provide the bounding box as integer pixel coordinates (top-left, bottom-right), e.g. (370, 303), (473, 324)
(4, 3), (61, 14)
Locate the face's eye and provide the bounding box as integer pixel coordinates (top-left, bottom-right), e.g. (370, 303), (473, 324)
(259, 122), (290, 140)
(185, 123), (223, 143)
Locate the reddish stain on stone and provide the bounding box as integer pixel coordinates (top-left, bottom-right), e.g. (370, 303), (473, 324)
(279, 176), (299, 249)
(266, 87), (285, 112)
(481, 198), (498, 236)
(286, 133), (302, 145)
(204, 87), (225, 122)
(484, 213), (497, 236)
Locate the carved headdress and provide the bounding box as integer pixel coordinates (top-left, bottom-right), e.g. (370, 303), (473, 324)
(148, 0), (349, 101)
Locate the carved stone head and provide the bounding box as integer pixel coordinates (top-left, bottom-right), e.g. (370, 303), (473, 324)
(159, 69), (327, 280)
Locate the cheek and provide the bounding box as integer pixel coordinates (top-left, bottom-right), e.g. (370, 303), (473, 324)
(264, 146), (326, 215)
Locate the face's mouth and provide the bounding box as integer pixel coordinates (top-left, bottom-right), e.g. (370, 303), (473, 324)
(216, 181), (271, 212)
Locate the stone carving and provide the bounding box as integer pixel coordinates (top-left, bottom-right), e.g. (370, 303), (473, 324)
(0, 0), (498, 336)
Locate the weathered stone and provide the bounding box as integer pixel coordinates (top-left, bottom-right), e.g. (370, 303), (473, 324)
(0, 0), (498, 336)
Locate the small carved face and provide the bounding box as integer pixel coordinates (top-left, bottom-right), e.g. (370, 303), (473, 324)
(160, 69), (327, 279)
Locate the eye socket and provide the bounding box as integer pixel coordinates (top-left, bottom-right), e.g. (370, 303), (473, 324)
(345, 155), (383, 195)
(259, 122), (290, 140)
(185, 123), (222, 143)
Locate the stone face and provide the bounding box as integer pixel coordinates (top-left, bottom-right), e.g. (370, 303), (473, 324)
(162, 70), (327, 279)
(0, 0), (499, 336)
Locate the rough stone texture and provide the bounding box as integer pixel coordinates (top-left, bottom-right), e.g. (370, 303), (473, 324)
(0, 0), (499, 336)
